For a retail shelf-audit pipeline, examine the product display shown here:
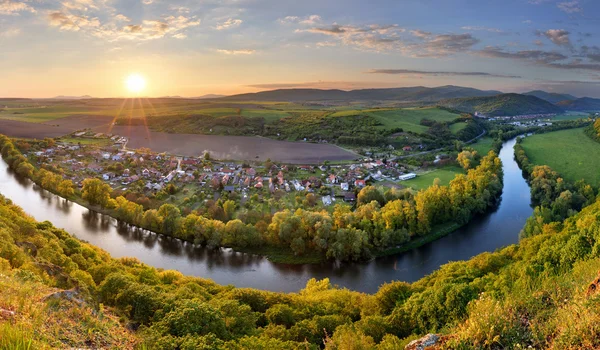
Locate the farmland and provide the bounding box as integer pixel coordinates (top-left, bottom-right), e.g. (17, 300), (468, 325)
(520, 127), (600, 186)
(470, 136), (496, 154)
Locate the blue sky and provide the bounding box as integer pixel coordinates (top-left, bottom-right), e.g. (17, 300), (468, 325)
(1, 0), (599, 97)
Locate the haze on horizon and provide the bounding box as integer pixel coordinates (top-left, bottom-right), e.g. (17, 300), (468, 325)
(1, 0), (600, 98)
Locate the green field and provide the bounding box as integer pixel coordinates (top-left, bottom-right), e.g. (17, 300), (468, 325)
(402, 165), (465, 190)
(58, 137), (114, 146)
(552, 112), (591, 121)
(188, 108), (291, 122)
(521, 128), (600, 186)
(449, 122), (468, 134)
(330, 107), (460, 133)
(0, 106), (88, 123)
(470, 136), (495, 155)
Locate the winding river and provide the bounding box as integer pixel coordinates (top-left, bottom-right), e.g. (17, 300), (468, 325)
(0, 138), (532, 293)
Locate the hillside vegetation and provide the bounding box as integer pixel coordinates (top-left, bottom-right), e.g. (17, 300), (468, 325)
(218, 85), (501, 102)
(557, 97), (600, 111)
(524, 90), (576, 104)
(2, 166), (600, 348)
(437, 93), (564, 116)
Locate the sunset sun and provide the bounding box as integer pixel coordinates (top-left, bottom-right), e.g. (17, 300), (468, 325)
(125, 74), (146, 94)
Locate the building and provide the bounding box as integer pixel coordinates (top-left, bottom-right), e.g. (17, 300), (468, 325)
(398, 173), (417, 181)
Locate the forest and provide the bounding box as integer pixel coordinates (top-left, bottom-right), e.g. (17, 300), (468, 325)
(0, 134), (502, 262)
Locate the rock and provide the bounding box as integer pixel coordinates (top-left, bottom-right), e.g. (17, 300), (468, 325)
(0, 308), (15, 320)
(405, 333), (439, 350)
(586, 271), (600, 298)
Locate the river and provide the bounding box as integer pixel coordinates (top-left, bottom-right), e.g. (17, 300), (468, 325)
(0, 138), (532, 293)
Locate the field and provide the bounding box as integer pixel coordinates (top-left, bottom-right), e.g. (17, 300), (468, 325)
(402, 165), (465, 190)
(470, 136), (495, 154)
(331, 107), (461, 134)
(520, 128), (600, 186)
(552, 112), (591, 121)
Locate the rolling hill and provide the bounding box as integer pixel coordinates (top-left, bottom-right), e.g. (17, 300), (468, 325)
(219, 85), (502, 102)
(524, 90), (576, 104)
(556, 97), (600, 111)
(437, 93), (564, 117)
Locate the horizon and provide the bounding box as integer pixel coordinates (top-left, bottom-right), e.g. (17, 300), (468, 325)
(1, 0), (600, 98)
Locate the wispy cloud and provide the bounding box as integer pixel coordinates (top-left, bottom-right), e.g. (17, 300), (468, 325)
(216, 49), (255, 55)
(215, 18), (242, 30)
(476, 46), (600, 71)
(365, 68), (521, 78)
(0, 0), (36, 15)
(461, 26), (503, 33)
(279, 14), (321, 25)
(557, 1), (581, 13)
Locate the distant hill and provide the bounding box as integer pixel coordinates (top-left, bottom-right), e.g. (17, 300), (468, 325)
(556, 97), (600, 112)
(194, 94), (227, 99)
(219, 85), (502, 102)
(524, 90), (576, 104)
(51, 95), (93, 100)
(437, 93), (564, 117)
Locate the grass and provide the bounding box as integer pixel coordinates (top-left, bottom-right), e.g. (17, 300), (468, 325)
(470, 136), (495, 155)
(450, 122), (468, 134)
(402, 165), (465, 190)
(520, 127), (600, 187)
(189, 108), (291, 122)
(553, 112), (591, 121)
(330, 107), (460, 134)
(58, 137), (113, 146)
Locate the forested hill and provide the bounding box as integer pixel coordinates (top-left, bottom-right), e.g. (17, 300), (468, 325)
(557, 97), (600, 111)
(437, 93), (564, 116)
(218, 85), (501, 102)
(523, 90), (576, 104)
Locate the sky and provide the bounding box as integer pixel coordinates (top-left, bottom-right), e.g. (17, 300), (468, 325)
(1, 0), (600, 98)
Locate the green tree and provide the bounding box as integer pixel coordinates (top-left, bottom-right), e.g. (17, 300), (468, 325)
(82, 178), (112, 207)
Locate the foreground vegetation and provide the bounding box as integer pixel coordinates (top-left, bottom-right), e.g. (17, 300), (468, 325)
(2, 161), (600, 348)
(0, 134), (502, 263)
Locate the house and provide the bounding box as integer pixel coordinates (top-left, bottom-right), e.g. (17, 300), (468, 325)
(224, 185), (235, 193)
(398, 173), (417, 181)
(102, 172), (115, 181)
(102, 153), (111, 160)
(245, 168), (256, 177)
(340, 182), (349, 191)
(221, 168), (234, 175)
(344, 192), (357, 202)
(322, 195), (333, 206)
(327, 174), (338, 184)
(142, 168), (150, 177)
(403, 146), (412, 152)
(254, 181), (263, 189)
(354, 179), (366, 188)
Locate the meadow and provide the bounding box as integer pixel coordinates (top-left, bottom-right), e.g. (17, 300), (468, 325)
(402, 165), (465, 190)
(470, 136), (495, 154)
(520, 127), (600, 186)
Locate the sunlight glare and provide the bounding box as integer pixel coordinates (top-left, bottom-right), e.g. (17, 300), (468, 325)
(125, 74), (146, 94)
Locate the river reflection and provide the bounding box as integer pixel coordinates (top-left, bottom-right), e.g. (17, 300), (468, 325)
(0, 138), (532, 293)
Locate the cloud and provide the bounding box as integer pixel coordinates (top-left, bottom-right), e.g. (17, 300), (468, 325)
(0, 0), (36, 15)
(279, 15), (321, 25)
(0, 27), (20, 37)
(365, 69), (521, 78)
(557, 1), (581, 13)
(216, 49), (255, 55)
(48, 11), (100, 31)
(476, 46), (600, 71)
(410, 30), (431, 38)
(461, 26), (503, 33)
(115, 14), (129, 22)
(538, 29), (572, 47)
(61, 0), (100, 12)
(215, 18), (242, 30)
(419, 33), (479, 57)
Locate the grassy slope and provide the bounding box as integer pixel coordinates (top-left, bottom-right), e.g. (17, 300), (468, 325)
(402, 165), (465, 190)
(521, 127), (600, 186)
(470, 136), (495, 155)
(331, 107), (460, 134)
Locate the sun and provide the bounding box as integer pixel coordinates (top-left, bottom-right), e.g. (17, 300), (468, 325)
(125, 74), (146, 94)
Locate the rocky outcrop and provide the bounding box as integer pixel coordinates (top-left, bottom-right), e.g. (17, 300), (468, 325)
(405, 333), (440, 350)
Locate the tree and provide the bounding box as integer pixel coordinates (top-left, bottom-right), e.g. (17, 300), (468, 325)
(57, 179), (75, 198)
(81, 178), (112, 207)
(457, 150), (478, 170)
(357, 186), (385, 207)
(157, 204), (181, 235)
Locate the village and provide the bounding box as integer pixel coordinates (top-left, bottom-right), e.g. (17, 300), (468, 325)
(23, 131), (429, 211)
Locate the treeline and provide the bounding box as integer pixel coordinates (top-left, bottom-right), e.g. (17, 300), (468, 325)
(491, 118), (591, 141)
(0, 135), (503, 262)
(514, 138), (597, 238)
(584, 118), (600, 143)
(5, 176), (600, 348)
